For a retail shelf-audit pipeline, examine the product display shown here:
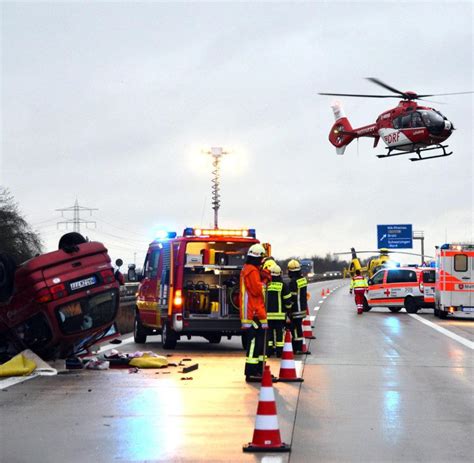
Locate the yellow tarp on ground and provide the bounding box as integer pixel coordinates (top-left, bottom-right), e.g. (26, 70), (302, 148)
(0, 353), (37, 377)
(129, 354), (168, 369)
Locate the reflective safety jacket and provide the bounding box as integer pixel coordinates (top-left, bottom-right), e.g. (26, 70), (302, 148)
(352, 275), (368, 290)
(289, 276), (308, 319)
(240, 263), (268, 328)
(265, 278), (292, 320)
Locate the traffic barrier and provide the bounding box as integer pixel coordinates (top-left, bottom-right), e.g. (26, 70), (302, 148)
(243, 365), (291, 452)
(302, 316), (316, 339)
(278, 330), (304, 382)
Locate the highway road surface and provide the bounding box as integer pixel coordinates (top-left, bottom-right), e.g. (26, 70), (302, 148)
(1, 280), (472, 463)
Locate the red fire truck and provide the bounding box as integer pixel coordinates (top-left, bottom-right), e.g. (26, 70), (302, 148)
(131, 227), (266, 349)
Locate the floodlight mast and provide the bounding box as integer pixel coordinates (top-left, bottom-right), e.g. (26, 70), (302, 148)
(206, 147), (228, 229)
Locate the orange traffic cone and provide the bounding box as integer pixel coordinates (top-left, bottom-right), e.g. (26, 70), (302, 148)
(278, 330), (304, 382)
(302, 315), (316, 339)
(321, 289), (325, 297)
(301, 336), (311, 355)
(326, 288), (330, 295)
(243, 365), (291, 452)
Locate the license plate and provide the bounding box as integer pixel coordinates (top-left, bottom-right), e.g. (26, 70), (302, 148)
(462, 307), (474, 313)
(70, 276), (97, 291)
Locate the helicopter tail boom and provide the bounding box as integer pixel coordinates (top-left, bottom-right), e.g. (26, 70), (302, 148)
(329, 102), (356, 155)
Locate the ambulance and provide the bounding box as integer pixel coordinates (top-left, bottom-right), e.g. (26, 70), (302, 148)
(130, 227), (266, 349)
(364, 267), (425, 313)
(434, 243), (474, 319)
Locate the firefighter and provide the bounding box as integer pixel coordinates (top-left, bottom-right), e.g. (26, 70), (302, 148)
(261, 256), (276, 287)
(352, 269), (368, 314)
(349, 276), (354, 294)
(287, 259), (308, 354)
(265, 263), (292, 358)
(240, 243), (268, 382)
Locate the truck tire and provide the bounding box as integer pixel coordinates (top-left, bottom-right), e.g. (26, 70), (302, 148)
(434, 307), (440, 317)
(205, 334), (222, 344)
(133, 312), (147, 344)
(363, 297), (371, 312)
(439, 310), (448, 320)
(389, 308), (402, 313)
(162, 322), (177, 350)
(405, 297), (418, 314)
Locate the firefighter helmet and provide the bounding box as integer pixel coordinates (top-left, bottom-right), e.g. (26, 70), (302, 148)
(247, 244), (266, 258)
(270, 263), (282, 276)
(287, 259), (301, 272)
(262, 256), (276, 271)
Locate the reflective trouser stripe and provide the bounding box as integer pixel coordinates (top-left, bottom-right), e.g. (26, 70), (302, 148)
(246, 337), (258, 364)
(275, 341), (285, 347)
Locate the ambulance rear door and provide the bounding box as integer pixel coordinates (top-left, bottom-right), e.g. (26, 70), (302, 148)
(451, 251), (474, 312)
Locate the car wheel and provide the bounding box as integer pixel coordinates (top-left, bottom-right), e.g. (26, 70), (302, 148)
(405, 297), (419, 314)
(162, 322), (177, 350)
(363, 297), (371, 312)
(133, 312), (147, 344)
(389, 308), (402, 313)
(206, 334), (222, 344)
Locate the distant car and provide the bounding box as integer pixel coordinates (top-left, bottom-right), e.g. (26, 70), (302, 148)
(364, 267), (425, 313)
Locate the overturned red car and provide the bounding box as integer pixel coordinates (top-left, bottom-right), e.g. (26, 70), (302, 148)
(0, 233), (122, 359)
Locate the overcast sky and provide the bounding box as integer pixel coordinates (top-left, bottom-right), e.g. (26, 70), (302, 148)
(1, 1), (473, 267)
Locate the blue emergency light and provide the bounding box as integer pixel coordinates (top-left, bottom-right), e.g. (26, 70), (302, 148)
(155, 230), (177, 240)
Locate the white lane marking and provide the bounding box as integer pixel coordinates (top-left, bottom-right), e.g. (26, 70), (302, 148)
(319, 300), (324, 303)
(0, 375), (36, 390)
(309, 315), (316, 321)
(97, 335), (135, 354)
(314, 306), (319, 311)
(409, 314), (474, 350)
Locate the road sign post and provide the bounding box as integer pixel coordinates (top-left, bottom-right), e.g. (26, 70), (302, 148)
(377, 224), (413, 249)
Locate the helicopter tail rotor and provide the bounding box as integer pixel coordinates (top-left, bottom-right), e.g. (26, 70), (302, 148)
(329, 102), (355, 155)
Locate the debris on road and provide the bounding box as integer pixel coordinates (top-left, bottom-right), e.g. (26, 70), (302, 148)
(180, 377), (193, 381)
(180, 363), (199, 374)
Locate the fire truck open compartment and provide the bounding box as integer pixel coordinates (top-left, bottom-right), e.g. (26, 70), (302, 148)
(182, 241), (245, 319)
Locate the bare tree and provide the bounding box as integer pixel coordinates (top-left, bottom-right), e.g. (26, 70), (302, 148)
(0, 188), (43, 263)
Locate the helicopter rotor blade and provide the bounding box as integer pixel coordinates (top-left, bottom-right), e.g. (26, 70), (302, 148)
(417, 91), (474, 98)
(318, 92), (397, 98)
(366, 77), (407, 97)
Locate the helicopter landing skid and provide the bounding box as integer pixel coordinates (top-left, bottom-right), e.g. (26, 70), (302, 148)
(409, 144), (452, 162)
(376, 144), (452, 161)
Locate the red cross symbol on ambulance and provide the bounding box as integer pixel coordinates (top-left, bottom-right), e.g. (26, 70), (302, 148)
(384, 289), (391, 297)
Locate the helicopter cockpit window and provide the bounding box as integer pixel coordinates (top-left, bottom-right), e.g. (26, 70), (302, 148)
(420, 110), (445, 135)
(411, 112), (424, 128)
(401, 115), (412, 129)
(393, 117), (401, 129)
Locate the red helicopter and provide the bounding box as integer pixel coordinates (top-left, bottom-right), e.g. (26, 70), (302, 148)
(319, 78), (473, 161)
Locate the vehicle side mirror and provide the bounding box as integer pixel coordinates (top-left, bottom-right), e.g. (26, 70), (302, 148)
(127, 264), (137, 282)
(115, 258), (123, 268)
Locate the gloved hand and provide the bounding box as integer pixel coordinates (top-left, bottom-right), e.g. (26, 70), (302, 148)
(261, 323), (268, 329)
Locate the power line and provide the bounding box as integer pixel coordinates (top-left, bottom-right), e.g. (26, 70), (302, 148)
(56, 199), (97, 233)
